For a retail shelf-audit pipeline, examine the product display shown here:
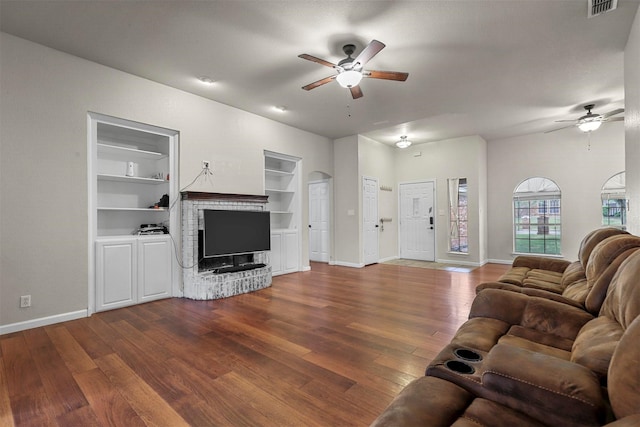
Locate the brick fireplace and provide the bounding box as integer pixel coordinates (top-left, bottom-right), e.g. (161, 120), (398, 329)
(181, 192), (272, 300)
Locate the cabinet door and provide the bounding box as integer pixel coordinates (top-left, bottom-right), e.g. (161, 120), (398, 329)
(270, 232), (283, 275)
(138, 236), (172, 303)
(283, 230), (299, 273)
(96, 239), (137, 312)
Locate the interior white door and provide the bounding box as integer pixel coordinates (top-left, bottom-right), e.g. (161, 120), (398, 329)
(399, 181), (435, 261)
(309, 180), (330, 262)
(363, 177), (379, 265)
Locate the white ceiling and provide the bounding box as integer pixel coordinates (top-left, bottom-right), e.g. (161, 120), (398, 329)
(1, 1), (637, 146)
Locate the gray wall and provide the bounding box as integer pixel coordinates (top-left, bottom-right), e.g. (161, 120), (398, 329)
(487, 123), (625, 263)
(395, 136), (488, 265)
(626, 7), (640, 235)
(0, 33), (333, 328)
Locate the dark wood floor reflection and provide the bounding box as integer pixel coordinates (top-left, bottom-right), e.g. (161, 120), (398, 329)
(0, 261), (508, 426)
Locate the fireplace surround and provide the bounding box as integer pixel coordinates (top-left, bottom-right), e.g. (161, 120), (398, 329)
(181, 192), (272, 300)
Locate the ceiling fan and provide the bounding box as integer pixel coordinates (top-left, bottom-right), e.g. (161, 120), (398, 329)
(546, 104), (624, 133)
(298, 40), (409, 99)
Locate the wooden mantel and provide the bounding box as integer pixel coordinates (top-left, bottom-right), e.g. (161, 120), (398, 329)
(180, 191), (268, 203)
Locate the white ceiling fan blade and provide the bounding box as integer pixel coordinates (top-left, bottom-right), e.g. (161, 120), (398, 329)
(602, 108), (624, 118)
(545, 124), (576, 133)
(605, 117), (624, 122)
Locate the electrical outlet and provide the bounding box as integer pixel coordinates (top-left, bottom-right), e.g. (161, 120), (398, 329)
(202, 160), (210, 169)
(20, 295), (31, 308)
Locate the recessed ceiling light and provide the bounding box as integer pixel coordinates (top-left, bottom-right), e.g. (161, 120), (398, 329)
(273, 106), (287, 113)
(198, 76), (215, 85)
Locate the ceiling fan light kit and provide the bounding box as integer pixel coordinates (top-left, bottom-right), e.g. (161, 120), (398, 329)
(336, 70), (363, 88)
(546, 103), (624, 134)
(578, 119), (602, 132)
(396, 135), (412, 148)
(298, 39), (409, 99)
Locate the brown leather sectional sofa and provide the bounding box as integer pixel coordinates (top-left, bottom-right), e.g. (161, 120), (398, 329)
(371, 229), (640, 427)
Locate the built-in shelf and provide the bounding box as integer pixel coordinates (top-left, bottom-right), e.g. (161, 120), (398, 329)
(98, 207), (168, 212)
(97, 143), (167, 160)
(265, 168), (294, 176)
(97, 174), (167, 184)
(265, 188), (295, 194)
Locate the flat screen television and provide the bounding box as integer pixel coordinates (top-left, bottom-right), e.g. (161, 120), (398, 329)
(203, 209), (271, 258)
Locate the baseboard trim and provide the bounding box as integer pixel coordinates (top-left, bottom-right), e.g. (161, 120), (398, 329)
(333, 261), (365, 268)
(487, 258), (514, 265)
(436, 258), (484, 267)
(301, 265), (311, 272)
(0, 309), (88, 335)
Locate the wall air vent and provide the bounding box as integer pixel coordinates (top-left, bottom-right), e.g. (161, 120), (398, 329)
(588, 0), (618, 18)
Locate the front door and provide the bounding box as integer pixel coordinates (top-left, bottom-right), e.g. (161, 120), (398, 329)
(399, 181), (435, 261)
(363, 177), (379, 265)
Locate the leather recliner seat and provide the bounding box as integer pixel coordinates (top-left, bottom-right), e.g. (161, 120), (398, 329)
(371, 249), (640, 426)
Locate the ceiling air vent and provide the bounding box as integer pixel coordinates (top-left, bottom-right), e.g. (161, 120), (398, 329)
(588, 0), (618, 18)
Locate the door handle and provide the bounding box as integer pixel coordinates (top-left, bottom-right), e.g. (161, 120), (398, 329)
(308, 224), (311, 228)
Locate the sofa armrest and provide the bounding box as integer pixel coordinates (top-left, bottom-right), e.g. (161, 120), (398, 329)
(475, 281), (525, 294)
(482, 344), (605, 426)
(512, 255), (571, 273)
(470, 289), (594, 341)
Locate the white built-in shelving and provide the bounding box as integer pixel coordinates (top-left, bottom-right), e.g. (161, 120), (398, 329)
(264, 151), (300, 275)
(89, 113), (179, 313)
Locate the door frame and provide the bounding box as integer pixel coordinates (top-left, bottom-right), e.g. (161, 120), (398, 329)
(308, 178), (331, 263)
(397, 179), (437, 261)
(362, 176), (379, 265)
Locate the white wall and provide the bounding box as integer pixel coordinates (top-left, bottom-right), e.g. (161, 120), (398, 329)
(333, 135), (360, 266)
(358, 135), (398, 262)
(625, 7), (640, 235)
(0, 33), (333, 328)
(395, 135), (488, 265)
(487, 123), (625, 263)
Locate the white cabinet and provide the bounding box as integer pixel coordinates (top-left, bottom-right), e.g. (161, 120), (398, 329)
(138, 237), (172, 303)
(270, 230), (299, 276)
(89, 113), (178, 313)
(95, 236), (172, 312)
(265, 151), (300, 275)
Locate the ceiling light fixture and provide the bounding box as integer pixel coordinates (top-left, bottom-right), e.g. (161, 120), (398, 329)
(396, 135), (412, 148)
(198, 76), (215, 85)
(577, 118), (602, 132)
(273, 106), (287, 113)
(335, 70), (363, 88)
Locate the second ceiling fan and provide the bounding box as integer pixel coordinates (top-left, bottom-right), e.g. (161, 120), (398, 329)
(298, 39), (409, 99)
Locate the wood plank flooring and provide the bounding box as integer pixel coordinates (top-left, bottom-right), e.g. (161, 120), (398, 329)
(0, 261), (508, 427)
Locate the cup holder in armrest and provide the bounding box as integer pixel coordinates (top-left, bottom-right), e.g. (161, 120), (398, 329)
(453, 348), (483, 362)
(445, 360), (475, 375)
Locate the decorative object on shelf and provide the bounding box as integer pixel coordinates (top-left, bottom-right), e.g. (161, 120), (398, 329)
(396, 135), (412, 148)
(149, 194), (169, 209)
(380, 185), (393, 192)
(126, 161), (136, 177)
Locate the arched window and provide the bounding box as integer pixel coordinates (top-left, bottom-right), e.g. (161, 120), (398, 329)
(601, 172), (626, 230)
(513, 177), (561, 255)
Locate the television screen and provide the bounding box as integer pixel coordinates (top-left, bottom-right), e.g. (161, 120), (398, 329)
(203, 210), (271, 257)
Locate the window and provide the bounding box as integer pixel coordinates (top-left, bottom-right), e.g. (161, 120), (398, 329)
(449, 178), (468, 253)
(513, 177), (561, 255)
(601, 172), (626, 229)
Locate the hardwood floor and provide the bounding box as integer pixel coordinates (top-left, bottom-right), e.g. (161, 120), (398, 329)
(0, 262), (508, 427)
